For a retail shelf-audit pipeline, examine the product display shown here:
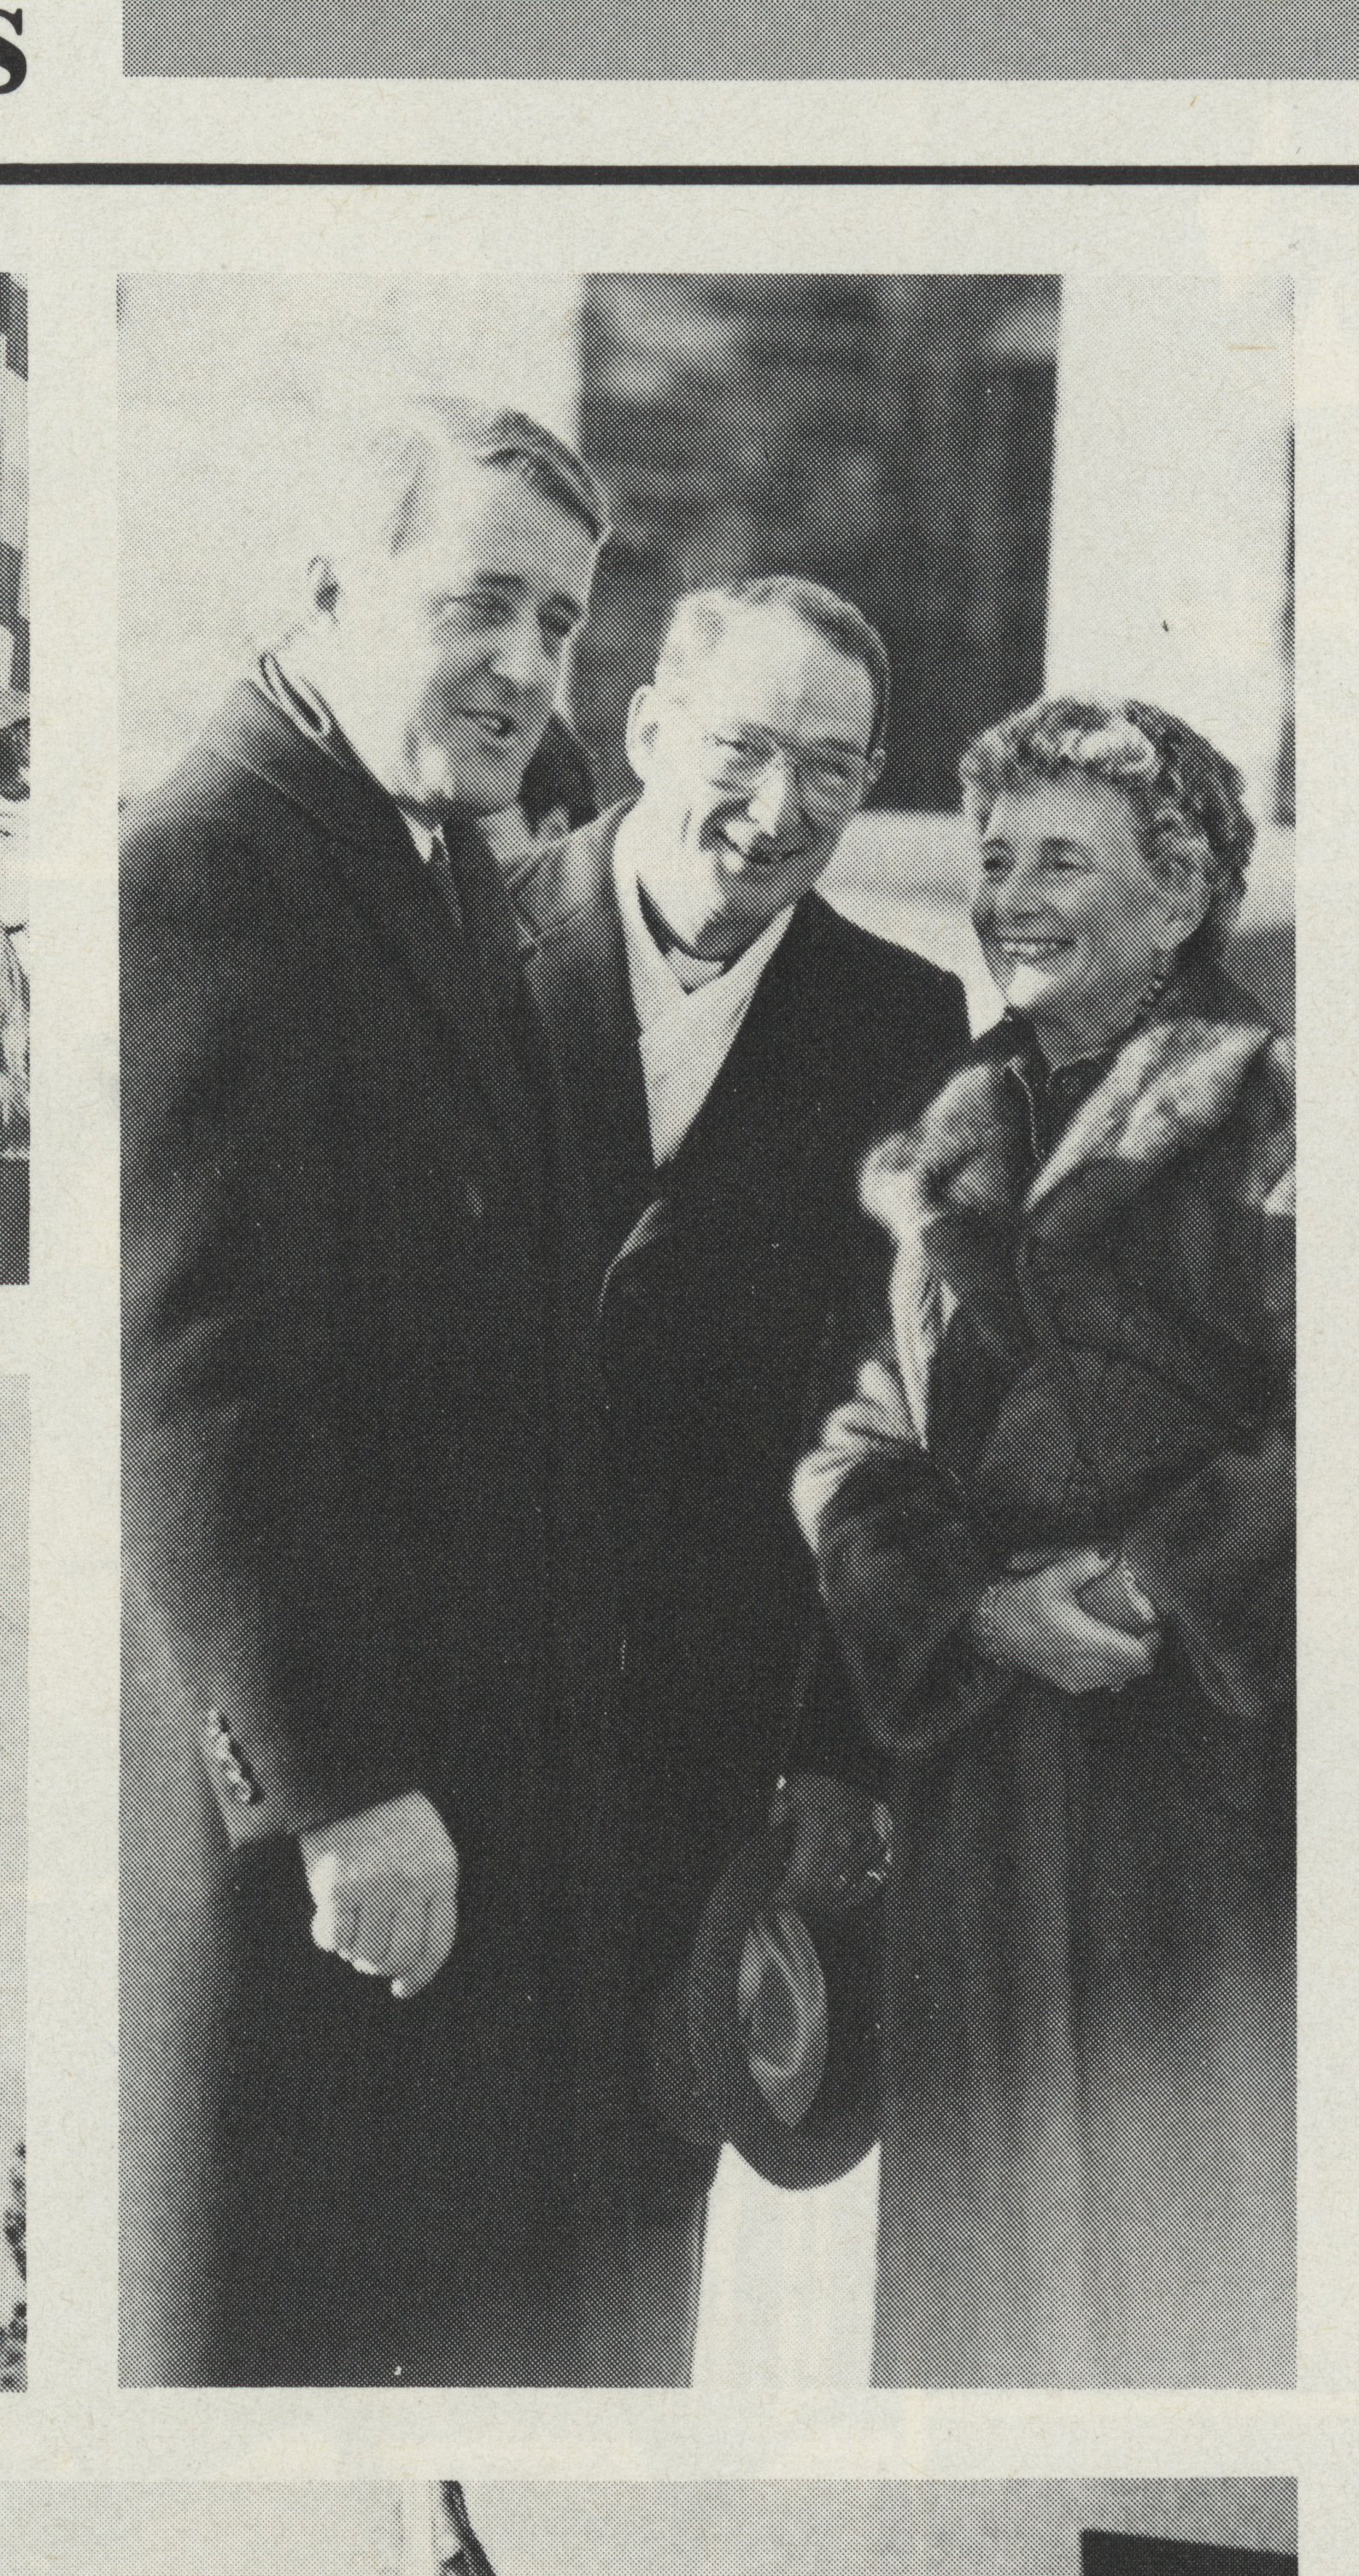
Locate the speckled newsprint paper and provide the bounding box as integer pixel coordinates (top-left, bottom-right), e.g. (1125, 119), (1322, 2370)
(0, 150), (1351, 2576)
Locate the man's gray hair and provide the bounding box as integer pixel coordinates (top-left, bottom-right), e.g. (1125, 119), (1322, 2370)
(654, 576), (891, 762)
(320, 397), (610, 561)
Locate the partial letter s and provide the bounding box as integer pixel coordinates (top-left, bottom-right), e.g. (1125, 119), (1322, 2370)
(0, 11), (26, 91)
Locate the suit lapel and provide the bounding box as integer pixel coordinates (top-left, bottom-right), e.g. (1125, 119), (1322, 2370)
(512, 807), (656, 1247)
(205, 678), (537, 1138)
(665, 895), (844, 1200)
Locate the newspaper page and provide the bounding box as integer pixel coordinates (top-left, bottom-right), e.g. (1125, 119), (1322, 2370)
(0, 145), (1350, 2576)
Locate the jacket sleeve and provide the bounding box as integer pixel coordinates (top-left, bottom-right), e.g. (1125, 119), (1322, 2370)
(792, 1331), (1011, 1759)
(122, 803), (419, 1849)
(781, 964), (976, 1778)
(1121, 1042), (1296, 1729)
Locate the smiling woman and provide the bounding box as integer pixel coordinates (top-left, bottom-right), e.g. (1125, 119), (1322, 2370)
(794, 693), (1294, 2387)
(964, 697), (1255, 1067)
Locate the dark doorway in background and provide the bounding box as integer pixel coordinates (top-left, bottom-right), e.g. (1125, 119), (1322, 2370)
(573, 273), (1060, 813)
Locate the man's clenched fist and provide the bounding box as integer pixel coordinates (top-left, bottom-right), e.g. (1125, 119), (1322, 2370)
(300, 1789), (460, 1999)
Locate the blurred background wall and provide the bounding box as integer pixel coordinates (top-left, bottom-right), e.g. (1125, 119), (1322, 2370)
(119, 268), (1292, 1031)
(571, 274), (1061, 815)
(4, 2479), (1297, 2576)
(119, 275), (583, 800)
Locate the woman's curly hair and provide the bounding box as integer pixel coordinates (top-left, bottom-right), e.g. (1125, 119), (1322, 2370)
(959, 695), (1256, 968)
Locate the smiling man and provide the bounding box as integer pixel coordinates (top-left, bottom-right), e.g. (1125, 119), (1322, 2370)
(120, 401), (612, 2387)
(510, 578), (970, 2379)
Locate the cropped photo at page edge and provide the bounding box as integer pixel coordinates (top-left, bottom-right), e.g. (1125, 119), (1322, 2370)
(119, 0), (1359, 82)
(119, 270), (1295, 2391)
(1, 2480), (1304, 2576)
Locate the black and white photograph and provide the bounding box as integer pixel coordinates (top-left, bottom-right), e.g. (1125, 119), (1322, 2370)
(0, 275), (27, 1296)
(118, 267), (1295, 2397)
(120, 0), (1359, 85)
(0, 1373), (29, 2392)
(1, 2479), (1303, 2575)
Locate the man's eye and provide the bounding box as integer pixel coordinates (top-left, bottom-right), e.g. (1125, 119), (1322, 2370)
(439, 593), (507, 627)
(981, 851), (1010, 875)
(541, 616), (575, 652)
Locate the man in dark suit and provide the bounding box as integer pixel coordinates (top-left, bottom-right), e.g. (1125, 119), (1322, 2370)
(509, 576), (970, 2379)
(120, 400), (611, 2387)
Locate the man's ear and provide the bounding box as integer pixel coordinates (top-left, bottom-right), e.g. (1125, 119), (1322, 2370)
(863, 742), (888, 800)
(308, 554), (342, 619)
(624, 684), (662, 787)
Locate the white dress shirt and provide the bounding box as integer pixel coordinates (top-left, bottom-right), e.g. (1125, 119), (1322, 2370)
(401, 811), (440, 864)
(612, 824), (795, 1168)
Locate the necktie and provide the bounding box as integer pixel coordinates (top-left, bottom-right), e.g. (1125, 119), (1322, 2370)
(426, 826), (468, 942)
(429, 822), (548, 1112)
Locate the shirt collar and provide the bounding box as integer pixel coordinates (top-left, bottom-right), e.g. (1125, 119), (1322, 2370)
(401, 811), (442, 864)
(612, 812), (795, 1023)
(999, 958), (1195, 1085)
(256, 652), (449, 869)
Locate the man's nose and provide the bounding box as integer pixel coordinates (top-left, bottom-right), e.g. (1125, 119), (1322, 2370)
(745, 750), (804, 837)
(485, 609), (553, 695)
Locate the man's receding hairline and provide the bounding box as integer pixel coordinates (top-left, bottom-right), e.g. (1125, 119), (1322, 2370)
(659, 597), (879, 708)
(390, 447), (602, 556)
(325, 403), (608, 572)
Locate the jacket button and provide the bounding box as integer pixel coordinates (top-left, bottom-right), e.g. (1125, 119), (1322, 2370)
(466, 1182), (486, 1223)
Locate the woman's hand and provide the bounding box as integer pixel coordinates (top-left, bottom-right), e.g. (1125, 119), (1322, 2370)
(972, 1546), (1162, 1696)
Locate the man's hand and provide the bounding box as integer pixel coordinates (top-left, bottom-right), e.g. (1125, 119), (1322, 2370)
(768, 1773), (893, 1915)
(299, 1790), (460, 1999)
(975, 1546), (1161, 1697)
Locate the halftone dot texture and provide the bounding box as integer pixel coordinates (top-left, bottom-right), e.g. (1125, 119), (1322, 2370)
(3, 2486), (405, 2576)
(0, 1380), (26, 2377)
(0, 284), (26, 703)
(0, 2483), (1299, 2573)
(451, 2483), (1300, 2574)
(123, 0), (1359, 79)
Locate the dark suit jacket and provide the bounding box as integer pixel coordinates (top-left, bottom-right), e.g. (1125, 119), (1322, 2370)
(510, 804), (970, 2088)
(121, 678), (606, 2386)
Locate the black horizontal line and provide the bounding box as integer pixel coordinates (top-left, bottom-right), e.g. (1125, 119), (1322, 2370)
(0, 160), (1350, 185)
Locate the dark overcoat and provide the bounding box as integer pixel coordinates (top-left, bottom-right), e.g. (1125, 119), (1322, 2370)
(796, 965), (1295, 2388)
(510, 804), (969, 2372)
(121, 678), (608, 2388)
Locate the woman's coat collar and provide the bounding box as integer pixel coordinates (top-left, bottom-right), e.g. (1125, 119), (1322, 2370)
(864, 978), (1280, 1253)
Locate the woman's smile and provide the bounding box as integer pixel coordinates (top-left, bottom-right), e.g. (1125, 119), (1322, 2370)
(970, 772), (1206, 1062)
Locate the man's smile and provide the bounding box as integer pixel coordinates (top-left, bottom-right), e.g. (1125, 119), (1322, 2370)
(711, 823), (808, 870)
(453, 706), (520, 746)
